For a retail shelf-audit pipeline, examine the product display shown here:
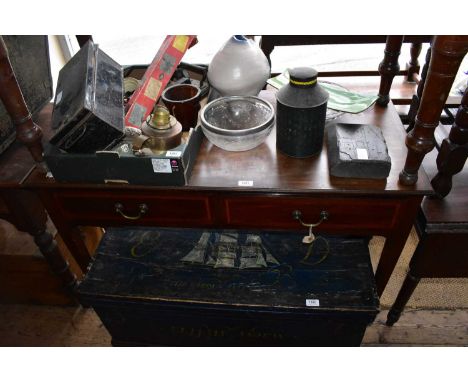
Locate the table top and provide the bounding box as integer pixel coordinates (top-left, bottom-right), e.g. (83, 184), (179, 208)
(25, 101), (432, 197)
(189, 100), (431, 195)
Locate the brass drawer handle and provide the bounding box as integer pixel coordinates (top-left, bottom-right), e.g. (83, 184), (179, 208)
(115, 203), (148, 220)
(292, 210), (329, 228)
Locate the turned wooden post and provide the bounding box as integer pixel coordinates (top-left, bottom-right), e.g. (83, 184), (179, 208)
(377, 35), (404, 106)
(259, 36), (274, 67)
(2, 190), (78, 290)
(406, 42), (423, 82)
(430, 89), (468, 198)
(407, 47), (432, 132)
(399, 36), (468, 186)
(0, 36), (44, 163)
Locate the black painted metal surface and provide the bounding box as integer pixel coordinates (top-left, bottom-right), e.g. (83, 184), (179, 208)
(78, 227), (379, 346)
(49, 40), (124, 153)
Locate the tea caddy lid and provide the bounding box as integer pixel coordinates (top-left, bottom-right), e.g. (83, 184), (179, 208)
(289, 67), (318, 87)
(276, 66), (329, 109)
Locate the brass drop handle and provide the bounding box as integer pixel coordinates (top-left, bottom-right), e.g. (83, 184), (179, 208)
(292, 210), (329, 228)
(115, 202), (148, 220)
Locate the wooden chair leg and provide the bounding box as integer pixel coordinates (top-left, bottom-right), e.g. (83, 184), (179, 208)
(259, 36), (274, 67)
(386, 269), (421, 326)
(406, 42), (423, 82)
(377, 35), (404, 106)
(399, 36), (468, 186)
(0, 37), (43, 164)
(431, 89), (468, 198)
(407, 47), (432, 132)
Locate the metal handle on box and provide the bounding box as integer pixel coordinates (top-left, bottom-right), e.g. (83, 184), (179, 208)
(292, 210), (329, 228)
(115, 202), (148, 220)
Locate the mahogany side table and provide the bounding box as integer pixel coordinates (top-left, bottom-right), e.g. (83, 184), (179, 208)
(26, 101), (432, 297)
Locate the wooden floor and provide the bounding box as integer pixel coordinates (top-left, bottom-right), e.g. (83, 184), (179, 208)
(0, 303), (466, 346)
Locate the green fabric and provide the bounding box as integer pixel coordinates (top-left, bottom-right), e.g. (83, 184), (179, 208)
(267, 71), (378, 114)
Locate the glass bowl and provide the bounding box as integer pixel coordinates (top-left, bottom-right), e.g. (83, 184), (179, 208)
(200, 96), (275, 151)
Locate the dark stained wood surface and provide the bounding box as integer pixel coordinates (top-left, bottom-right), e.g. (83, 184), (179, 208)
(430, 90), (468, 198)
(260, 35), (432, 46)
(189, 101), (432, 195)
(406, 42), (423, 82)
(26, 100), (432, 195)
(0, 102), (78, 289)
(400, 36), (468, 186)
(24, 98), (432, 298)
(386, 139), (468, 325)
(377, 36), (403, 106)
(0, 104), (54, 186)
(0, 137), (36, 186)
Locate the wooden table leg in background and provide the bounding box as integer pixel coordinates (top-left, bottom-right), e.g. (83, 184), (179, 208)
(1, 190), (77, 290)
(377, 35), (404, 106)
(400, 36), (468, 186)
(431, 89), (468, 198)
(0, 36), (85, 291)
(37, 190), (93, 274)
(406, 42), (423, 82)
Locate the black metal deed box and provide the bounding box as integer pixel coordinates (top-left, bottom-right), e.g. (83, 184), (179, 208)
(44, 125), (203, 186)
(49, 40), (124, 153)
(78, 227), (379, 346)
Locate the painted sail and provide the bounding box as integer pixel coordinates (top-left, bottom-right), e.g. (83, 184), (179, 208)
(181, 232), (211, 264)
(213, 232), (238, 268)
(240, 235), (267, 269)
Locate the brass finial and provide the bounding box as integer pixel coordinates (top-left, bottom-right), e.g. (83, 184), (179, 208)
(148, 105), (171, 129)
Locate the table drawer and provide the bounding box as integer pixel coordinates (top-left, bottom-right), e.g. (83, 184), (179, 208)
(223, 195), (399, 233)
(54, 190), (213, 226)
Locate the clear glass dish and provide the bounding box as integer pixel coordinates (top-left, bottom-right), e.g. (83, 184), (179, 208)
(201, 96), (275, 151)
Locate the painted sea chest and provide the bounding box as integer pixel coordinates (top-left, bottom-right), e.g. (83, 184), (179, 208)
(77, 227), (379, 346)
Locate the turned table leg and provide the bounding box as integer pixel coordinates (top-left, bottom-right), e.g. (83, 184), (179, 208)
(0, 37), (44, 164)
(399, 36), (468, 186)
(37, 190), (93, 274)
(1, 190), (77, 289)
(406, 42), (423, 82)
(377, 35), (404, 106)
(431, 89), (468, 198)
